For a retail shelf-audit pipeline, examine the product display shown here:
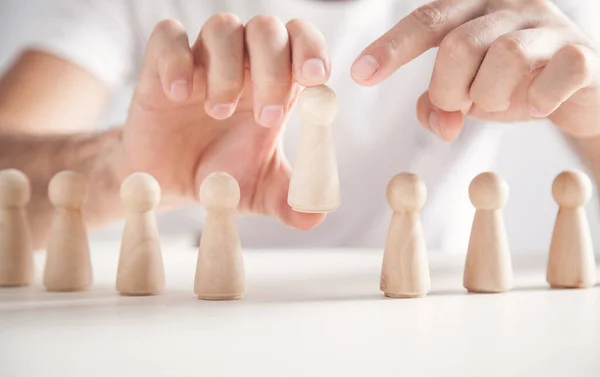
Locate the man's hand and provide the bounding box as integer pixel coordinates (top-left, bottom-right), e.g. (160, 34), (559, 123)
(114, 15), (330, 229)
(351, 0), (600, 141)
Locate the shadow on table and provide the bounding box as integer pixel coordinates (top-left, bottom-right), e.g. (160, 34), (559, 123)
(428, 285), (563, 297)
(2, 269), (594, 314)
(0, 270), (385, 311)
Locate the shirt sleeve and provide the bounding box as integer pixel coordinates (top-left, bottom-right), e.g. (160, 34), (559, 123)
(552, 0), (600, 43)
(0, 0), (136, 89)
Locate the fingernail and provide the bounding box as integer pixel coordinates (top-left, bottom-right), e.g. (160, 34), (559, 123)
(302, 58), (326, 82)
(351, 55), (379, 80)
(429, 111), (443, 139)
(528, 104), (546, 118)
(170, 80), (189, 102)
(259, 105), (284, 128)
(209, 103), (236, 119)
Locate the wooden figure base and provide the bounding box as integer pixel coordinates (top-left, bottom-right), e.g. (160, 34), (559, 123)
(197, 294), (243, 301)
(384, 292), (426, 299)
(549, 284), (593, 290)
(46, 287), (91, 293)
(0, 283), (30, 288)
(291, 205), (338, 214)
(466, 289), (507, 294)
(119, 292), (160, 297)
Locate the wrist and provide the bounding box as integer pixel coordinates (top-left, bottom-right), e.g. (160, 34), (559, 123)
(0, 128), (127, 247)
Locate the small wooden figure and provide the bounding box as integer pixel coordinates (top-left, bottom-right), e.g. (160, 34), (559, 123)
(463, 172), (513, 293)
(287, 85), (340, 213)
(547, 170), (596, 289)
(380, 173), (430, 298)
(116, 172), (165, 296)
(195, 172), (245, 300)
(43, 171), (92, 292)
(0, 169), (33, 287)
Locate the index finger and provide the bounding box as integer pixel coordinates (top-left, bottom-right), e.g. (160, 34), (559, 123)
(351, 0), (486, 86)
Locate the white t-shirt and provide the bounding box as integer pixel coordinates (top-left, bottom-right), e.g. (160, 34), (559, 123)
(1, 0), (598, 251)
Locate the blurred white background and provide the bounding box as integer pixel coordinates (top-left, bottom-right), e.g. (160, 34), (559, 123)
(1, 0), (599, 253)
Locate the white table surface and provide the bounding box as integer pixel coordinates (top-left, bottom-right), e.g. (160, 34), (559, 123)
(0, 243), (599, 377)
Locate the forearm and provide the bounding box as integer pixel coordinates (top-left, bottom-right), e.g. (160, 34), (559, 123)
(0, 129), (125, 248)
(0, 51), (108, 133)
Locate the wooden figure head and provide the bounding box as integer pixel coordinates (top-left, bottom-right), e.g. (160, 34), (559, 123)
(469, 172), (508, 210)
(199, 172), (240, 210)
(0, 169), (30, 208)
(386, 173), (427, 212)
(120, 172), (161, 213)
(298, 85), (339, 126)
(552, 170), (592, 208)
(48, 171), (87, 209)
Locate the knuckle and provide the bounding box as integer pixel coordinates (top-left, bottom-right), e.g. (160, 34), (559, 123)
(254, 74), (292, 85)
(440, 32), (482, 61)
(285, 18), (308, 30)
(160, 52), (193, 73)
(246, 15), (284, 35)
(152, 18), (184, 37)
(530, 0), (552, 10)
(205, 13), (242, 32)
(372, 32), (406, 57)
(492, 36), (528, 62)
(285, 18), (326, 50)
(559, 44), (592, 82)
(412, 3), (447, 30)
(253, 76), (293, 95)
(210, 78), (243, 95)
(176, 52), (194, 67)
(365, 34), (408, 70)
(383, 37), (403, 54)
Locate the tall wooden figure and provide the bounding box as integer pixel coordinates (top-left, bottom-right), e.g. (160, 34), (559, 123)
(288, 85), (340, 213)
(0, 169), (33, 287)
(463, 172), (513, 293)
(116, 172), (165, 295)
(380, 173), (430, 298)
(195, 172), (245, 300)
(43, 171), (92, 292)
(547, 170), (596, 289)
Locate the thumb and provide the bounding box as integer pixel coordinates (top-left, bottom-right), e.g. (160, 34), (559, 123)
(259, 151), (325, 230)
(417, 91), (465, 142)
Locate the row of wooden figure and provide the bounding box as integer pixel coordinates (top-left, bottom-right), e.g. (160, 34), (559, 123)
(0, 167), (596, 299)
(381, 170), (597, 297)
(0, 170), (242, 299)
(0, 85), (596, 298)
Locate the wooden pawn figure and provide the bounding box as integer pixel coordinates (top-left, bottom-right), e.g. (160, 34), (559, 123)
(547, 170), (596, 288)
(0, 169), (33, 287)
(463, 172), (513, 293)
(43, 171), (92, 292)
(380, 173), (430, 298)
(116, 173), (165, 295)
(288, 85), (340, 213)
(195, 172), (245, 300)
